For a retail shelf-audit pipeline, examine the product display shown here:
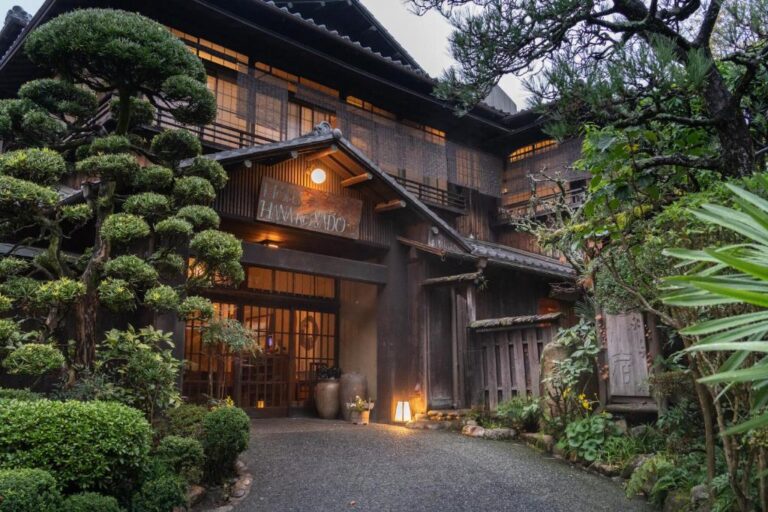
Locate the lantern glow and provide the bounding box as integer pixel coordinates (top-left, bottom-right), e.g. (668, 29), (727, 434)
(394, 400), (411, 423)
(310, 167), (327, 184)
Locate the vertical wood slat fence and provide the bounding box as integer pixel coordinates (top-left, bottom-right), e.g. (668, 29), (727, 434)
(471, 325), (556, 411)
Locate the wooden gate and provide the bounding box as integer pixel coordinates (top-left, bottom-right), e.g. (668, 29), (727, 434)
(471, 323), (557, 411)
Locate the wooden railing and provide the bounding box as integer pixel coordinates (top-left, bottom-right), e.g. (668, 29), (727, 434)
(394, 176), (466, 211)
(496, 187), (586, 224)
(154, 109), (277, 149)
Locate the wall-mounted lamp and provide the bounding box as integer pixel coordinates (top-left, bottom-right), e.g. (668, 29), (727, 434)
(310, 167), (327, 185)
(394, 400), (412, 423)
(257, 400), (265, 409)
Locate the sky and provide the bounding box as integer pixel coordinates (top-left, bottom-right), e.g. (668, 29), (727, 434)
(9, 0), (532, 109)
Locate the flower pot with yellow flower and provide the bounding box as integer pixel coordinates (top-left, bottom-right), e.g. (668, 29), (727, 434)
(346, 396), (374, 425)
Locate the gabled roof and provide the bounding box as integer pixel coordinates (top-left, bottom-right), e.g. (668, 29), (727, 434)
(181, 122), (473, 253)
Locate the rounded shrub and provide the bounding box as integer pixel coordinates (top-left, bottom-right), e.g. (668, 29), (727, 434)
(104, 255), (158, 289)
(155, 435), (204, 484)
(98, 277), (136, 312)
(123, 192), (170, 221)
(2, 343), (65, 376)
(155, 217), (193, 239)
(0, 256), (30, 278)
(0, 387), (42, 401)
(132, 165), (174, 192)
(173, 176), (215, 206)
(184, 156), (228, 190)
(143, 285), (180, 312)
(162, 75), (217, 125)
(0, 399), (151, 496)
(0, 468), (61, 512)
(0, 175), (58, 213)
(201, 406), (250, 482)
(151, 129), (202, 164)
(190, 230), (242, 265)
(34, 277), (85, 306)
(60, 492), (121, 512)
(76, 153), (139, 183)
(131, 468), (187, 512)
(0, 147), (67, 185)
(100, 213), (150, 245)
(176, 205), (220, 230)
(178, 296), (214, 322)
(18, 78), (97, 121)
(88, 135), (131, 156)
(165, 403), (209, 439)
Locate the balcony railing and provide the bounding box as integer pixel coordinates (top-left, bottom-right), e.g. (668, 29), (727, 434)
(496, 188), (586, 224)
(394, 176), (466, 211)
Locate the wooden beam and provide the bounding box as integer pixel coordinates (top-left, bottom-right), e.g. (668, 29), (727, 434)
(375, 199), (406, 213)
(241, 241), (387, 284)
(341, 172), (373, 187)
(303, 144), (338, 161)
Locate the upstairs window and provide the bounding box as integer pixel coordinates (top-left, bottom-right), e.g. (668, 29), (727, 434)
(287, 102), (337, 139)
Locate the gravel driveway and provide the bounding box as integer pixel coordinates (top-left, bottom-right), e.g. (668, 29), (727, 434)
(239, 418), (651, 512)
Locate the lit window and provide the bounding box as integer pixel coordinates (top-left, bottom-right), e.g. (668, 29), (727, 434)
(509, 140), (557, 162)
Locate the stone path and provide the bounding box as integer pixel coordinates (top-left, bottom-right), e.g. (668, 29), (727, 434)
(238, 418), (651, 512)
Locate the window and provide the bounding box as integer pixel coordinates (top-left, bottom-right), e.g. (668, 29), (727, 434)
(169, 28), (247, 72)
(206, 74), (247, 131)
(254, 92), (284, 141)
(287, 102), (337, 139)
(455, 147), (481, 189)
(246, 266), (335, 299)
(509, 139), (557, 162)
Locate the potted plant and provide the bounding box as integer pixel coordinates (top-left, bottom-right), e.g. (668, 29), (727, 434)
(314, 365), (342, 419)
(346, 395), (374, 425)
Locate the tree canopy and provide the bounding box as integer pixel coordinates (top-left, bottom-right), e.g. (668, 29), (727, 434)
(0, 9), (241, 373)
(411, 0), (768, 179)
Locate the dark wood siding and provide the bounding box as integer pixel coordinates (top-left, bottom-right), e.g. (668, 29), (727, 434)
(215, 156), (394, 247)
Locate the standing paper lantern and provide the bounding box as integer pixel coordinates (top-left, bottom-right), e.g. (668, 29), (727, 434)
(394, 400), (412, 423)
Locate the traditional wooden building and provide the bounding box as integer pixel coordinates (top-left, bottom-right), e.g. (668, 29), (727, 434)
(0, 0), (589, 421)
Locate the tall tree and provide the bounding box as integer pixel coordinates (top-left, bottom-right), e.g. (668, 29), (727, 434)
(0, 9), (241, 373)
(411, 0), (768, 178)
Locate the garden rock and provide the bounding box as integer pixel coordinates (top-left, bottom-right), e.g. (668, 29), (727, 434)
(461, 425), (485, 437)
(622, 454), (652, 479)
(629, 424), (652, 438)
(590, 461), (620, 477)
(482, 428), (516, 440)
(188, 485), (206, 506)
(663, 490), (689, 512)
(520, 432), (554, 453)
(690, 484), (711, 510)
(614, 418), (628, 435)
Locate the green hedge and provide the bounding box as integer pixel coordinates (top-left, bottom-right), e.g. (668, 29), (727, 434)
(202, 406), (250, 483)
(164, 403), (208, 439)
(155, 435), (204, 484)
(60, 492), (122, 512)
(0, 387), (42, 401)
(0, 399), (151, 497)
(131, 467), (186, 512)
(0, 468), (61, 512)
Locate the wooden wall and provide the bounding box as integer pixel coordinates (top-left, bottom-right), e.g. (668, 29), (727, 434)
(215, 156), (394, 247)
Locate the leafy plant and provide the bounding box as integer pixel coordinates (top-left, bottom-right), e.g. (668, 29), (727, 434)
(559, 412), (620, 462)
(154, 435), (204, 484)
(0, 468), (61, 512)
(599, 429), (663, 469)
(201, 405), (250, 483)
(496, 395), (542, 432)
(95, 326), (181, 421)
(131, 464), (187, 512)
(163, 403), (209, 440)
(0, 399), (151, 498)
(1, 343), (64, 376)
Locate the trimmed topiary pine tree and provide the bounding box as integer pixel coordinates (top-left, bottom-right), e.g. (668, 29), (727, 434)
(0, 9), (242, 376)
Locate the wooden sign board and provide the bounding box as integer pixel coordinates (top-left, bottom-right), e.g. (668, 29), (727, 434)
(605, 312), (650, 397)
(257, 177), (363, 240)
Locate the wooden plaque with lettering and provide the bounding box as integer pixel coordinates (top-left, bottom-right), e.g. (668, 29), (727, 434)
(256, 177), (363, 240)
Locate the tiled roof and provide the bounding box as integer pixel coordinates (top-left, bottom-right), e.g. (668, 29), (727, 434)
(465, 238), (574, 277)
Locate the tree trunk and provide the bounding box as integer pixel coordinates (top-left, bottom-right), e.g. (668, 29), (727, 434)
(703, 71), (755, 177)
(73, 293), (99, 369)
